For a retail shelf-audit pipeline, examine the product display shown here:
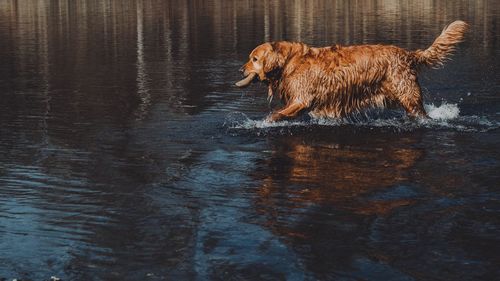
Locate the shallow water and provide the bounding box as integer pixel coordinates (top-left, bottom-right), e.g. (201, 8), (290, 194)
(1, 1), (499, 280)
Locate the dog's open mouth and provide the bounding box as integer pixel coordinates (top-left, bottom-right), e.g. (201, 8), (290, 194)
(235, 72), (257, 87)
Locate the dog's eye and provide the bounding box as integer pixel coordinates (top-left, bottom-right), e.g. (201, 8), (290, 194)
(252, 57), (258, 62)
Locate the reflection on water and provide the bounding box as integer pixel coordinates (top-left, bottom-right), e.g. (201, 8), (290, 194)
(256, 132), (422, 208)
(0, 0), (499, 280)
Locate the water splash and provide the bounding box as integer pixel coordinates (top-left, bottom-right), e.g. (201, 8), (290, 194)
(425, 103), (460, 120)
(225, 103), (499, 133)
(223, 112), (307, 130)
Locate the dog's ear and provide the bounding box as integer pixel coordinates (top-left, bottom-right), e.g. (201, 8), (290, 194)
(263, 42), (286, 75)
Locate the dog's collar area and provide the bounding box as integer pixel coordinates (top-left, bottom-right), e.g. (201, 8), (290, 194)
(265, 69), (282, 81)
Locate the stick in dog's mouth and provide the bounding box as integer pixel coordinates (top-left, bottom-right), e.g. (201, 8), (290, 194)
(235, 72), (257, 87)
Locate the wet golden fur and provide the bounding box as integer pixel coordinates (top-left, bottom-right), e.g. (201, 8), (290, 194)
(238, 21), (468, 121)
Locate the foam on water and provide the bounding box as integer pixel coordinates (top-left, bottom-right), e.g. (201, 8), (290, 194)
(225, 103), (499, 133)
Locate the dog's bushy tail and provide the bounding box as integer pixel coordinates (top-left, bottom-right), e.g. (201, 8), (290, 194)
(413, 20), (468, 68)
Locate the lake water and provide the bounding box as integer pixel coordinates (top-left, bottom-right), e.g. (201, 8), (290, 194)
(1, 1), (499, 280)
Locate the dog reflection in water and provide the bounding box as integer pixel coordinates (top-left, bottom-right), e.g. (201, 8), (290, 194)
(251, 136), (424, 274)
(254, 135), (423, 217)
(236, 21), (467, 121)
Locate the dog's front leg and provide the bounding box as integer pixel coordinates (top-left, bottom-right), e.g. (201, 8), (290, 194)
(267, 85), (274, 104)
(266, 102), (306, 122)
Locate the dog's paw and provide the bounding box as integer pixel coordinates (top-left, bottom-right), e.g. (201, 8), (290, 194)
(265, 112), (283, 123)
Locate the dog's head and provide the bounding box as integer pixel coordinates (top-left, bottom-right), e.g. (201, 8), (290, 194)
(235, 42), (288, 87)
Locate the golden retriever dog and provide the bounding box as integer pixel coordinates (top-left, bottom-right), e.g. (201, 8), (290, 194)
(236, 21), (468, 122)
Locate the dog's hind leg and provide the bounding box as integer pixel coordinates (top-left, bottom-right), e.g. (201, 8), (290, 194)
(392, 77), (428, 118)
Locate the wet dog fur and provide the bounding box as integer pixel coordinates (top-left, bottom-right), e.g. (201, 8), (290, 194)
(236, 21), (468, 122)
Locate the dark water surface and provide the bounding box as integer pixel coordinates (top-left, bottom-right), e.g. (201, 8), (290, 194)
(1, 1), (500, 280)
